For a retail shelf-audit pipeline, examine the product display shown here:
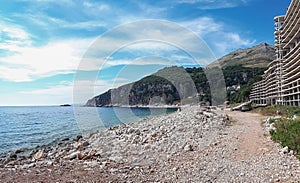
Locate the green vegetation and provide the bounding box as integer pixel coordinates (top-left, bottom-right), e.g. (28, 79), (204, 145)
(89, 65), (267, 106)
(134, 75), (171, 85)
(254, 105), (300, 160)
(228, 75), (262, 103)
(222, 65), (266, 104)
(253, 105), (300, 117)
(222, 65), (266, 86)
(132, 65), (266, 105)
(270, 118), (300, 160)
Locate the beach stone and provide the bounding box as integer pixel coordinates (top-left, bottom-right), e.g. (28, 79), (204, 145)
(77, 153), (84, 160)
(281, 146), (289, 154)
(151, 132), (158, 138)
(88, 149), (97, 156)
(21, 163), (35, 169)
(9, 153), (17, 159)
(127, 128), (135, 134)
(84, 160), (99, 167)
(33, 150), (44, 160)
(61, 138), (70, 142)
(82, 141), (90, 147)
(109, 156), (123, 163)
(74, 135), (83, 142)
(14, 149), (24, 154)
(184, 144), (193, 152)
(64, 151), (80, 160)
(135, 129), (141, 135)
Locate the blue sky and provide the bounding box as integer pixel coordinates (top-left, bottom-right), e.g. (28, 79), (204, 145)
(0, 0), (291, 106)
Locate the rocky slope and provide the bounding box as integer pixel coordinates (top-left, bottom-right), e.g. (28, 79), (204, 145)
(211, 42), (275, 68)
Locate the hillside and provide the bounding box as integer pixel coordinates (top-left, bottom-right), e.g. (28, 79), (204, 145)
(86, 66), (208, 107)
(85, 43), (275, 106)
(211, 42), (275, 68)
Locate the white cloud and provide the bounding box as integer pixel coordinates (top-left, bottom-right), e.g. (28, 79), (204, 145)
(0, 38), (95, 82)
(214, 33), (256, 55)
(181, 17), (222, 36)
(83, 1), (110, 11)
(17, 0), (74, 6)
(2, 27), (29, 40)
(0, 10), (256, 82)
(15, 13), (107, 31)
(0, 66), (33, 82)
(179, 17), (255, 57)
(176, 0), (248, 9)
(226, 33), (255, 46)
(62, 21), (107, 30)
(0, 20), (32, 51)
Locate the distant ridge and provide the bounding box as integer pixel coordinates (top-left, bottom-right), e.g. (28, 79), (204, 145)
(210, 43), (275, 68)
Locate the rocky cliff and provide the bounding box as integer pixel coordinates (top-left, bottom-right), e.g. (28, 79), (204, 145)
(85, 66), (204, 107)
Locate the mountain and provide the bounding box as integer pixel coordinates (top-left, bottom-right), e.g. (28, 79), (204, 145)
(210, 42), (275, 68)
(85, 43), (275, 106)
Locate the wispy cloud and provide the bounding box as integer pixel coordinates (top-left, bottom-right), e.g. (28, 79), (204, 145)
(181, 17), (222, 36)
(176, 0), (249, 9)
(1, 1), (256, 77)
(0, 20), (32, 52)
(0, 38), (94, 82)
(17, 0), (75, 6)
(82, 1), (110, 13)
(0, 15), (255, 82)
(180, 17), (256, 57)
(214, 33), (256, 55)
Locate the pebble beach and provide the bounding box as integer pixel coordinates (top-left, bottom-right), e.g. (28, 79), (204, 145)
(0, 106), (299, 182)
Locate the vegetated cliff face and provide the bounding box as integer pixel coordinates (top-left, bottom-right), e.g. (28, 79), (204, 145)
(85, 66), (204, 107)
(85, 43), (276, 107)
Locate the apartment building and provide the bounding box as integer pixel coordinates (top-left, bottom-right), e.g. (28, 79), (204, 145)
(250, 0), (300, 106)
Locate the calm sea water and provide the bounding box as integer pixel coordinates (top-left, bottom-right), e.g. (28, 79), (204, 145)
(0, 106), (177, 153)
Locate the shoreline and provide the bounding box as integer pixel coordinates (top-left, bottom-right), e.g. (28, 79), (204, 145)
(1, 107), (299, 182)
(0, 106), (226, 167)
(0, 106), (181, 157)
(84, 104), (183, 109)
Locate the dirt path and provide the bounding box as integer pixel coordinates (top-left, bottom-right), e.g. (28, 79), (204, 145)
(226, 111), (272, 160)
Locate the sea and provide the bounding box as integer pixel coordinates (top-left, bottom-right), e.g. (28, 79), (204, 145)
(0, 106), (177, 154)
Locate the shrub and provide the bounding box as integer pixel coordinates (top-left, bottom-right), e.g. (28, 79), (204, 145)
(254, 105), (300, 117)
(270, 118), (300, 160)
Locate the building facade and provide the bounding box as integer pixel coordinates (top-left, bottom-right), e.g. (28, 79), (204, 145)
(250, 0), (300, 106)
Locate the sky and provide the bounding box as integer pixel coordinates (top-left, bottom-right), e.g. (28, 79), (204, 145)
(0, 0), (291, 106)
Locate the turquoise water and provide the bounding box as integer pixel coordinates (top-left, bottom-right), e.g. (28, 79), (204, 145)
(0, 106), (177, 153)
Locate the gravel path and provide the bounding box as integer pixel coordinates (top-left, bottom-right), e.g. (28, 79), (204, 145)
(0, 107), (299, 182)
